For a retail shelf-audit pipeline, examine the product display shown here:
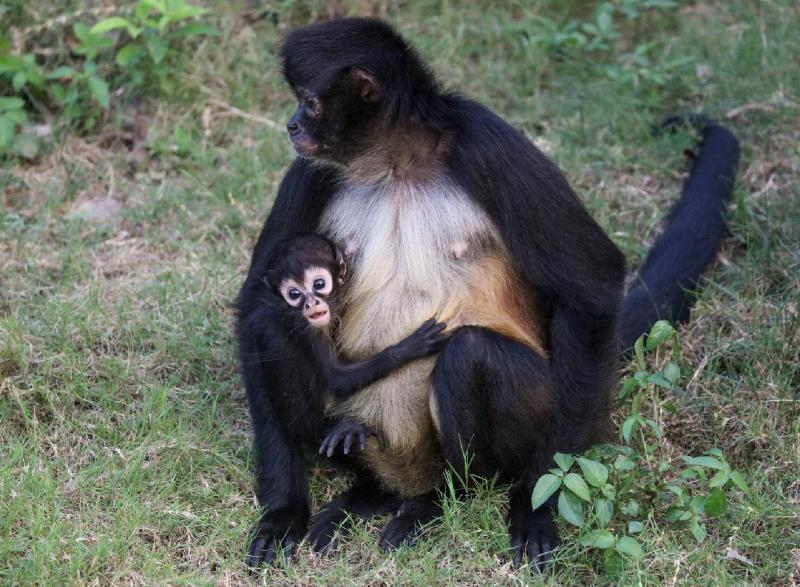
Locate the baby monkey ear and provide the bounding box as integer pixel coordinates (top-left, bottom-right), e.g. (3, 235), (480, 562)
(348, 66), (382, 103)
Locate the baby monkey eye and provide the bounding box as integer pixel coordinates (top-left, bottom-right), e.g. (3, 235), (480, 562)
(313, 278), (326, 291)
(288, 289), (302, 301)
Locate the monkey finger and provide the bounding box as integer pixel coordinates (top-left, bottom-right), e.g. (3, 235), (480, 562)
(326, 431), (344, 458)
(358, 431), (367, 450)
(429, 321), (447, 333)
(319, 435), (335, 456)
(343, 433), (355, 454)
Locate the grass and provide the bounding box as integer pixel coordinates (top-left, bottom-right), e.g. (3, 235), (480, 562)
(1, 0), (798, 584)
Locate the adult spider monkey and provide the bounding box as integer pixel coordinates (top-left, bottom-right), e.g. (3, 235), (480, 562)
(235, 18), (740, 571)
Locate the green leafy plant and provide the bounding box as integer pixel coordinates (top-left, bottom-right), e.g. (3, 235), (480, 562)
(532, 321), (752, 573)
(89, 0), (214, 96)
(0, 0), (214, 156)
(520, 0), (681, 89)
(0, 96), (28, 151)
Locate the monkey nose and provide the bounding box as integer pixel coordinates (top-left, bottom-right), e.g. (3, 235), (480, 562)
(287, 121), (300, 135)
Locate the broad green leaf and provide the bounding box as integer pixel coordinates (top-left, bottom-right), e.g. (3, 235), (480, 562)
(0, 115), (15, 148)
(614, 455), (635, 471)
(628, 520), (643, 534)
(563, 473), (591, 502)
(703, 448), (724, 457)
(4, 109), (27, 125)
(594, 498), (613, 528)
(88, 77), (110, 108)
(548, 468), (564, 477)
(646, 320), (673, 350)
(0, 97), (24, 111)
(615, 536), (643, 559)
(12, 71), (26, 91)
(174, 23), (217, 37)
(664, 362), (681, 384)
(597, 10), (613, 34)
(709, 470), (729, 488)
(622, 499), (640, 516)
(116, 43), (144, 67)
(730, 471), (752, 499)
(553, 453), (574, 472)
(603, 549), (625, 575)
(621, 415), (638, 443)
(690, 518), (706, 542)
(531, 474), (561, 510)
(648, 373), (673, 389)
(665, 507), (690, 522)
(601, 483), (616, 500)
(682, 456), (725, 470)
(690, 495), (707, 515)
(576, 457), (608, 487)
(73, 22), (91, 42)
(45, 66), (75, 80)
(558, 489), (584, 527)
(91, 17), (142, 38)
(147, 36), (170, 64)
(619, 377), (637, 401)
(704, 488), (727, 517)
(139, 0), (166, 12)
(580, 529), (615, 549)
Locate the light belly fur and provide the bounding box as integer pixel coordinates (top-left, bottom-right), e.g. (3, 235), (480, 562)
(319, 175), (540, 496)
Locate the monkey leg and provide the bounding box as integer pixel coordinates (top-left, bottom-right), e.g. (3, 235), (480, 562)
(306, 473), (401, 552)
(430, 326), (558, 571)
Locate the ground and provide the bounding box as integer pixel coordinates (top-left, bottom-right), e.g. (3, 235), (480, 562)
(1, 1), (798, 585)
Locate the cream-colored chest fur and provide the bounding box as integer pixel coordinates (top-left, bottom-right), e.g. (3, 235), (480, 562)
(318, 174), (500, 495)
(321, 175), (499, 355)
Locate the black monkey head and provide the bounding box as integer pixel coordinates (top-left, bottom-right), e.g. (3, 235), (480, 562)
(279, 18), (439, 163)
(266, 234), (346, 328)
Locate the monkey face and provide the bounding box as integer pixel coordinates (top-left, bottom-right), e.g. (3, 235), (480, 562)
(279, 267), (335, 328)
(286, 88), (324, 158)
(285, 68), (382, 162)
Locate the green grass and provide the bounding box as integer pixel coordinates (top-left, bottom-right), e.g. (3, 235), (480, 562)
(1, 1), (799, 584)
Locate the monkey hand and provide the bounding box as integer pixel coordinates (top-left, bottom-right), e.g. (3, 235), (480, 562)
(392, 318), (450, 361)
(319, 419), (384, 457)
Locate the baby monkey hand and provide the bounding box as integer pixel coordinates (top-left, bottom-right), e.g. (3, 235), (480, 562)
(319, 419), (384, 457)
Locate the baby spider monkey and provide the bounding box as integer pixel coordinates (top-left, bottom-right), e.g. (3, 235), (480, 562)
(265, 233), (448, 456)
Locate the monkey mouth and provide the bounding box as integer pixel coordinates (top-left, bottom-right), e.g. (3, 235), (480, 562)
(290, 136), (319, 157)
(307, 309), (330, 326)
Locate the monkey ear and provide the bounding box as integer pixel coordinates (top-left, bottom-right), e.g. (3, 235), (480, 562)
(348, 67), (382, 103)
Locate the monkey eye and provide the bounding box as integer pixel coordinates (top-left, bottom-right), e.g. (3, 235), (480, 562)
(313, 278), (326, 291)
(304, 96), (319, 115)
(288, 288), (302, 301)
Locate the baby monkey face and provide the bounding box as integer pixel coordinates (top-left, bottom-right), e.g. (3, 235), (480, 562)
(279, 267), (334, 328)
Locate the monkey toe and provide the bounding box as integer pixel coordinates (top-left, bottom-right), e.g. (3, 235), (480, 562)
(509, 508), (558, 572)
(378, 514), (416, 551)
(246, 526), (297, 570)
